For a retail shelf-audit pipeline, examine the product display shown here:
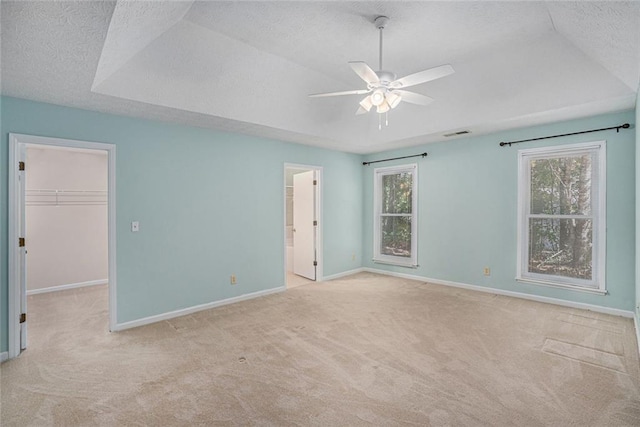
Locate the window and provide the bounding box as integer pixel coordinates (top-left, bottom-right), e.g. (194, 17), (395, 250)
(373, 164), (418, 267)
(517, 141), (606, 293)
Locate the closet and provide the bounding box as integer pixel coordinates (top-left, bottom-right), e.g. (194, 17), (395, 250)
(25, 145), (108, 294)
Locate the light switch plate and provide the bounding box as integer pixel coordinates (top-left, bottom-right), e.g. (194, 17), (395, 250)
(131, 221), (139, 232)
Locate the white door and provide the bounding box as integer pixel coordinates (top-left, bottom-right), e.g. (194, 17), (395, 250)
(18, 143), (28, 350)
(293, 170), (316, 280)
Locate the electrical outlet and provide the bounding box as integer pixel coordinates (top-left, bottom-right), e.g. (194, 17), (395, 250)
(230, 275), (237, 285)
(352, 253), (356, 261)
(483, 267), (491, 276)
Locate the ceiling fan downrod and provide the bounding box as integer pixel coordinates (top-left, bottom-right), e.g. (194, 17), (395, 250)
(376, 16), (390, 130)
(375, 16), (389, 71)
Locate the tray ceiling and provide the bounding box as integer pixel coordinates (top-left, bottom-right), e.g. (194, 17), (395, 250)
(2, 1), (639, 153)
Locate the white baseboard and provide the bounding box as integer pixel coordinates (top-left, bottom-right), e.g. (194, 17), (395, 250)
(322, 268), (364, 281)
(1, 352), (8, 363)
(363, 267), (634, 318)
(27, 279), (108, 295)
(112, 286), (286, 332)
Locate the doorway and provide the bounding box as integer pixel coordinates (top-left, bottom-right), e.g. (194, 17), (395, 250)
(8, 134), (117, 360)
(284, 164), (322, 288)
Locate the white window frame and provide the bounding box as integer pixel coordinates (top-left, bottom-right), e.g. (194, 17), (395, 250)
(516, 141), (606, 294)
(373, 163), (418, 268)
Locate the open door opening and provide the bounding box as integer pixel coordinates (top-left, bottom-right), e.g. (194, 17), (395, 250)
(7, 134), (116, 360)
(284, 164), (322, 288)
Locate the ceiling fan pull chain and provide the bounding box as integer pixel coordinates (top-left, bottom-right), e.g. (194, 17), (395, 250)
(379, 114), (382, 130)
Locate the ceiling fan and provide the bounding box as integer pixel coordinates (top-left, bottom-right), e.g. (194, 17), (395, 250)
(309, 16), (454, 127)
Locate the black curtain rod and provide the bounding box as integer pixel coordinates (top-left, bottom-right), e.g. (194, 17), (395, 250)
(499, 123), (630, 147)
(363, 152), (427, 166)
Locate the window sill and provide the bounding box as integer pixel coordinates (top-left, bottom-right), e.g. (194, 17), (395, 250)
(516, 277), (607, 295)
(373, 258), (418, 268)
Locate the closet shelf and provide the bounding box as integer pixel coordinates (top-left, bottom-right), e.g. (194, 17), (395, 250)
(26, 189), (107, 206)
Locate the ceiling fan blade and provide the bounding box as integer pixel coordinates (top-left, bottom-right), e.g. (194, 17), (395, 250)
(394, 90), (434, 106)
(349, 61), (380, 85)
(308, 89), (370, 98)
(391, 64), (454, 89)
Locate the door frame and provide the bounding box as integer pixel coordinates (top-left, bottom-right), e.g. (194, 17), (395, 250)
(283, 163), (323, 283)
(8, 133), (117, 359)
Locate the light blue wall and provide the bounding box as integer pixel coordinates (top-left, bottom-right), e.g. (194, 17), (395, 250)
(0, 96), (363, 350)
(363, 110), (636, 311)
(1, 97), (636, 354)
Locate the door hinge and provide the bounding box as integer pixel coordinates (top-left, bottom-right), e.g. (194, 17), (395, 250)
(313, 220), (318, 226)
(20, 313), (26, 324)
(313, 261), (318, 266)
(313, 179), (317, 185)
(19, 237), (25, 247)
(18, 161), (25, 171)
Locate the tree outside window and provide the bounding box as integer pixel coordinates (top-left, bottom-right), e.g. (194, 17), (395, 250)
(374, 164), (418, 267)
(518, 142), (605, 292)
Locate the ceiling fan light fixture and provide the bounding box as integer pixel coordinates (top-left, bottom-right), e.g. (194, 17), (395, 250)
(387, 92), (402, 109)
(371, 89), (386, 106)
(359, 96), (373, 111)
(376, 101), (390, 114)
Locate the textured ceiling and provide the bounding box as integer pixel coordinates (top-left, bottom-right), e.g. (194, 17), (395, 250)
(1, 1), (639, 154)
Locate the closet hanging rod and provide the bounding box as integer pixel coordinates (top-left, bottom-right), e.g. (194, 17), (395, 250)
(26, 189), (107, 207)
(362, 152), (427, 166)
(26, 202), (107, 206)
(27, 189), (107, 194)
(499, 123), (630, 147)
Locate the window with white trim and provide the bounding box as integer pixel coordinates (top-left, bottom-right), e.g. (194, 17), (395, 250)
(373, 164), (418, 267)
(517, 141), (606, 293)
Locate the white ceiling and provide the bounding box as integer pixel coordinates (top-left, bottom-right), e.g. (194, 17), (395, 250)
(2, 1), (639, 154)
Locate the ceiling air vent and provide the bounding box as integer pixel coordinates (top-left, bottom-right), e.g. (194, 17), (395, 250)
(444, 130), (471, 137)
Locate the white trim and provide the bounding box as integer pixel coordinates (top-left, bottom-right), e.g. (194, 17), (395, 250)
(283, 163), (324, 284)
(373, 163), (418, 268)
(372, 259), (419, 268)
(0, 352), (8, 363)
(515, 277), (607, 295)
(8, 133), (117, 360)
(26, 279), (108, 295)
(112, 286), (286, 331)
(363, 267), (634, 318)
(8, 135), (21, 359)
(517, 140), (606, 292)
(322, 268), (365, 281)
(634, 315), (640, 356)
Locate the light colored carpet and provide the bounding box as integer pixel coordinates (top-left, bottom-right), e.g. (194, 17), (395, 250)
(1, 272), (639, 425)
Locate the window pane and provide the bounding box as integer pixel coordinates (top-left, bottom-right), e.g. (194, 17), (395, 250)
(530, 155), (592, 215)
(528, 218), (592, 280)
(382, 172), (412, 214)
(381, 216), (412, 258)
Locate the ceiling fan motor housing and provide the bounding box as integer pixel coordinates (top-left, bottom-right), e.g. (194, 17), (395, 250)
(374, 16), (389, 29)
(374, 71), (397, 87)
